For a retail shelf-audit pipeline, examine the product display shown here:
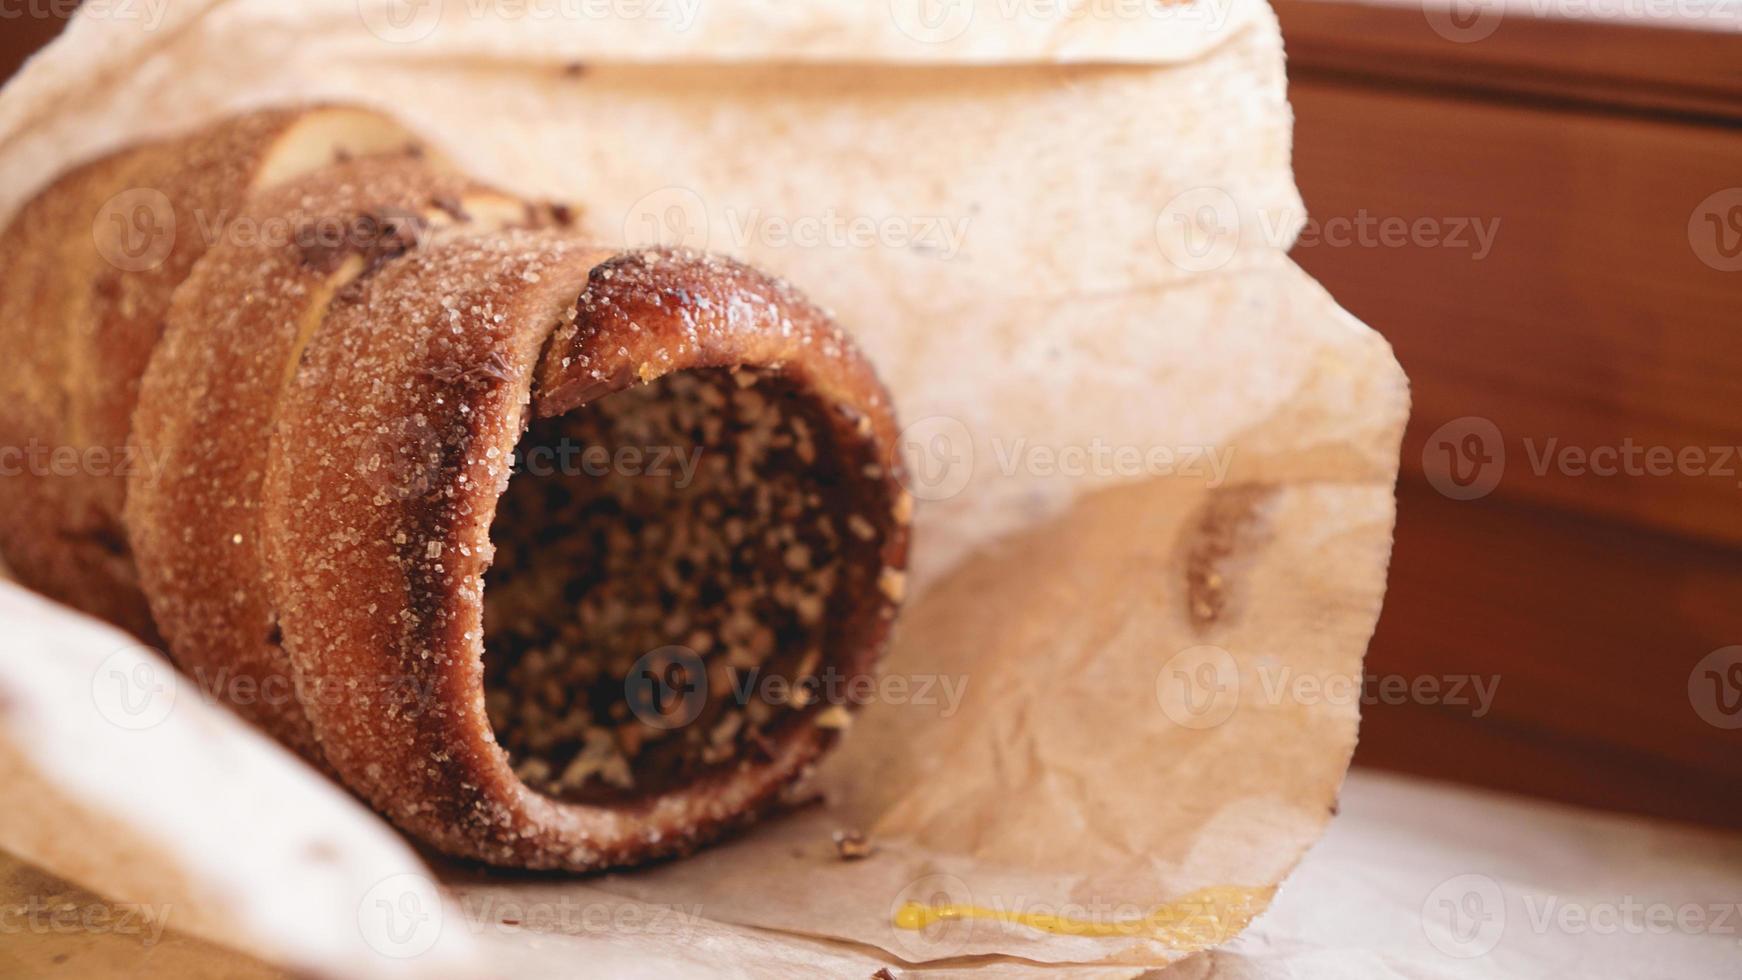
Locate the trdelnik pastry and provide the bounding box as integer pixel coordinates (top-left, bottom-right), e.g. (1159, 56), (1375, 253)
(0, 106), (912, 871)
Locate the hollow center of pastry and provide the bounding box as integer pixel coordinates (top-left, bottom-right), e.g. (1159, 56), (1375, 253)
(482, 367), (877, 802)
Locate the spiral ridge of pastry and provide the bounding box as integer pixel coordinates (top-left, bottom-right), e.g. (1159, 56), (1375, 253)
(0, 107), (910, 870)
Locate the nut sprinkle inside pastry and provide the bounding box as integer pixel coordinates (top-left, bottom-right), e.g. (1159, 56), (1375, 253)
(0, 108), (911, 871)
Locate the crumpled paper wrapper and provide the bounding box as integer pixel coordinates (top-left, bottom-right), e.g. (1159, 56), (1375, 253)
(0, 1), (1407, 976)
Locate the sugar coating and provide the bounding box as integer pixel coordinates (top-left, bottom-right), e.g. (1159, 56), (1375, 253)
(13, 108), (912, 872)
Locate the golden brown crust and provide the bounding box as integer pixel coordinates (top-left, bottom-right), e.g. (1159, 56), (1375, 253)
(2, 109), (910, 872)
(263, 241), (908, 868)
(0, 107), (424, 640)
(126, 157), (527, 758)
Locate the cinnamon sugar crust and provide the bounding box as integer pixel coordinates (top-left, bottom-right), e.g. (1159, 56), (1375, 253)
(264, 241), (907, 869)
(127, 157), (533, 759)
(0, 106), (427, 640)
(0, 110), (911, 872)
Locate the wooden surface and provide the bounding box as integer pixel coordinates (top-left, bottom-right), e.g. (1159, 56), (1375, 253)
(0, 852), (283, 978)
(1280, 0), (1742, 121)
(1291, 79), (1742, 547)
(1282, 0), (1742, 826)
(0, 13), (69, 84)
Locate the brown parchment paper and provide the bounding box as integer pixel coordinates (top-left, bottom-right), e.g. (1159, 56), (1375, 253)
(0, 1), (1408, 976)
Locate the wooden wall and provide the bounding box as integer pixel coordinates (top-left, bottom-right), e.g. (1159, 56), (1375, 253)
(1280, 0), (1742, 826)
(0, 13), (69, 83)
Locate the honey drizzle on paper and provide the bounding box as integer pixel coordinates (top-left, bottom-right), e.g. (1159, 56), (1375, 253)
(893, 885), (1274, 950)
